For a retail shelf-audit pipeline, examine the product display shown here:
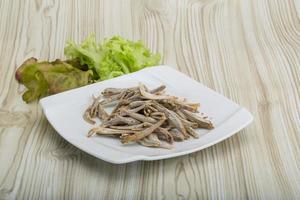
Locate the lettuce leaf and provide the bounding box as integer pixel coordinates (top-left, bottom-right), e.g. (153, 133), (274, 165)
(64, 35), (161, 81)
(15, 58), (92, 103)
(16, 35), (160, 103)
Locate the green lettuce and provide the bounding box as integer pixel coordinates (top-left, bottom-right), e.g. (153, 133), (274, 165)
(64, 35), (161, 81)
(15, 35), (161, 103)
(15, 58), (92, 103)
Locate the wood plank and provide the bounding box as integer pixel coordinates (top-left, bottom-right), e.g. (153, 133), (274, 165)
(0, 0), (299, 199)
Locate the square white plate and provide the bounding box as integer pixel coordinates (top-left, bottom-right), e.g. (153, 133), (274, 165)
(40, 66), (253, 164)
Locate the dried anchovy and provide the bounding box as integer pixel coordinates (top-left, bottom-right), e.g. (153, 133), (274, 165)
(139, 83), (175, 100)
(139, 134), (173, 149)
(83, 83), (214, 149)
(155, 127), (174, 144)
(121, 109), (157, 124)
(87, 126), (134, 137)
(121, 117), (166, 143)
(149, 85), (166, 94)
(102, 115), (140, 127)
(180, 109), (214, 129)
(109, 122), (151, 131)
(169, 129), (185, 141)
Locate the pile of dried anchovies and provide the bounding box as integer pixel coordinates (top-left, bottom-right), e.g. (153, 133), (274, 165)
(83, 83), (213, 149)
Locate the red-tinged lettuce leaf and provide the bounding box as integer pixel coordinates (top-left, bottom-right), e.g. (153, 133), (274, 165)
(15, 57), (93, 103)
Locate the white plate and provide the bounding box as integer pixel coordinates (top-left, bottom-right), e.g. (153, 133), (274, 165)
(40, 66), (253, 164)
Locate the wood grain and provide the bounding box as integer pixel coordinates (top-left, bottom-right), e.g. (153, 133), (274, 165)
(0, 0), (300, 199)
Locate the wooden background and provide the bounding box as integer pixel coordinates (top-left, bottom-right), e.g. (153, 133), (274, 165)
(0, 0), (299, 199)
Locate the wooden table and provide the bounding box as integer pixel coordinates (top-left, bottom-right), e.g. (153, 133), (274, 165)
(0, 0), (299, 199)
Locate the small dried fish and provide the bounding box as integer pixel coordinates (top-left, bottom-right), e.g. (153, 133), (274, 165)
(87, 127), (133, 137)
(162, 123), (175, 130)
(121, 117), (166, 143)
(97, 103), (109, 121)
(122, 109), (157, 124)
(139, 134), (173, 149)
(185, 126), (199, 138)
(155, 127), (174, 144)
(101, 87), (138, 97)
(150, 111), (164, 117)
(100, 91), (126, 106)
(102, 116), (140, 127)
(83, 96), (102, 124)
(181, 109), (213, 129)
(147, 105), (158, 112)
(174, 100), (199, 112)
(175, 109), (187, 119)
(139, 83), (175, 100)
(83, 108), (96, 124)
(101, 88), (124, 97)
(127, 104), (146, 113)
(138, 134), (160, 147)
(169, 129), (185, 141)
(109, 122), (151, 130)
(128, 101), (147, 108)
(149, 85), (166, 94)
(84, 83), (214, 149)
(108, 96), (141, 120)
(143, 107), (152, 116)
